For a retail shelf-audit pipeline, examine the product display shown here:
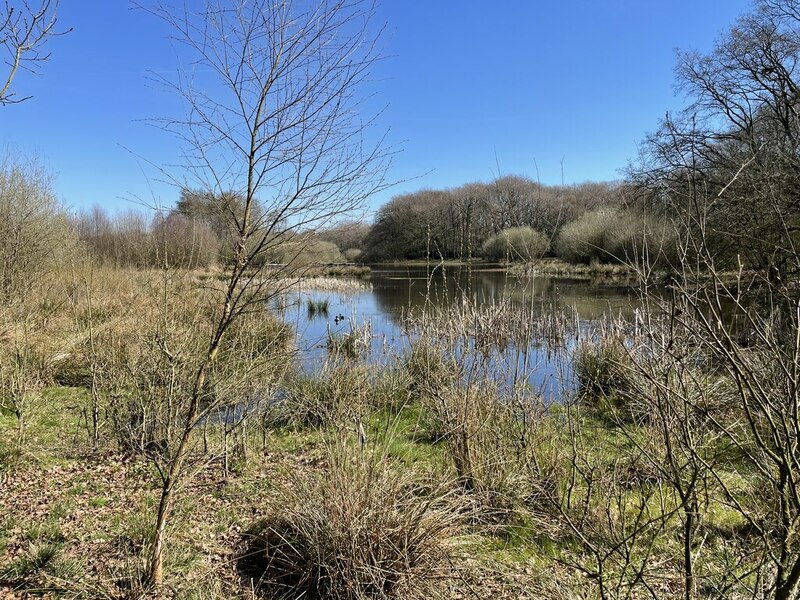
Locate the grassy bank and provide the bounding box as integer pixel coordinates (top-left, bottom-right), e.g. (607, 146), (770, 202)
(369, 258), (641, 283)
(0, 384), (569, 598)
(0, 265), (793, 599)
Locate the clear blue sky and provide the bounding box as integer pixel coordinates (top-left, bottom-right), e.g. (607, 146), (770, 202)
(0, 1), (753, 216)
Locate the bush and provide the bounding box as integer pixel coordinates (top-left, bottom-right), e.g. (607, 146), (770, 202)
(343, 247), (363, 262)
(239, 439), (462, 599)
(0, 154), (75, 300)
(91, 274), (291, 457)
(480, 226), (549, 262)
(555, 207), (677, 266)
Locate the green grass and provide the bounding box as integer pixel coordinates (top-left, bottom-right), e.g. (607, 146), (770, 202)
(367, 404), (447, 469)
(0, 365), (778, 600)
(89, 496), (111, 508)
(0, 386), (89, 467)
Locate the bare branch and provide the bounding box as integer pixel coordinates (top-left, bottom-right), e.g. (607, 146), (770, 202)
(0, 0), (70, 105)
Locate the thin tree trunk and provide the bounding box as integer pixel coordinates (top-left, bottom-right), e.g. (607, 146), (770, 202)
(147, 423), (192, 587)
(147, 350), (218, 587)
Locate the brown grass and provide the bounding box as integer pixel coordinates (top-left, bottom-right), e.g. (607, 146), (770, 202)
(239, 436), (465, 599)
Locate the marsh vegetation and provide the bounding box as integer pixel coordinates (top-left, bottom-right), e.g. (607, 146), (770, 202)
(4, 0), (800, 598)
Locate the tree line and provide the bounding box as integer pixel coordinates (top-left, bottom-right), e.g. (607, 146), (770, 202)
(6, 0), (800, 285)
(329, 0), (800, 276)
(317, 178), (677, 267)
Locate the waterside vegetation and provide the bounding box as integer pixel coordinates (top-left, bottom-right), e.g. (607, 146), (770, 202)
(5, 0), (800, 598)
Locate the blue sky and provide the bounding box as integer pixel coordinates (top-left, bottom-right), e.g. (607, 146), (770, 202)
(0, 1), (752, 216)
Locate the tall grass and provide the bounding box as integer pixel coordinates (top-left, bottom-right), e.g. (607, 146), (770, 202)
(239, 436), (464, 599)
(403, 294), (575, 354)
(67, 268), (293, 458)
(306, 296), (330, 318)
(400, 296), (566, 523)
(276, 362), (371, 428)
(573, 333), (636, 416)
(276, 276), (372, 293)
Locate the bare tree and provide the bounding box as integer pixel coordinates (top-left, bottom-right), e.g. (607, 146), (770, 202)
(1, 0), (67, 105)
(136, 0), (390, 587)
(0, 152), (73, 300)
(623, 3), (800, 594)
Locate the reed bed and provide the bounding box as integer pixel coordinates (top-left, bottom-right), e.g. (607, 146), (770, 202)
(510, 258), (638, 281)
(402, 296), (578, 353)
(279, 276), (373, 294)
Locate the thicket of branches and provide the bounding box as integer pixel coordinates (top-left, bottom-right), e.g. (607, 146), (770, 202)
(73, 190), (339, 270)
(361, 177), (642, 263)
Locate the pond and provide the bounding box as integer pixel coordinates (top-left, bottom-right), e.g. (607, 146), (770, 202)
(278, 265), (643, 401)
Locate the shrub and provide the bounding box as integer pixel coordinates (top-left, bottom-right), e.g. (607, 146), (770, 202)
(555, 207), (677, 266)
(151, 212), (220, 268)
(0, 154), (76, 300)
(343, 247), (363, 262)
(239, 438), (463, 599)
(91, 274), (292, 457)
(480, 226), (549, 262)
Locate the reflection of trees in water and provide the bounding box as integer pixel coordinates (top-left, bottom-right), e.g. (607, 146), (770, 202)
(370, 267), (512, 323)
(369, 267), (639, 326)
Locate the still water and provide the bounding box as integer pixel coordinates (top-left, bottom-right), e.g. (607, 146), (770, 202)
(279, 266), (641, 400)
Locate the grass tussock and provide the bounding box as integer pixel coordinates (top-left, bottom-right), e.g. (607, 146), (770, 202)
(424, 384), (537, 524)
(276, 363), (372, 428)
(275, 361), (415, 431)
(404, 339), (458, 406)
(573, 334), (636, 414)
(239, 437), (464, 599)
(306, 296), (330, 318)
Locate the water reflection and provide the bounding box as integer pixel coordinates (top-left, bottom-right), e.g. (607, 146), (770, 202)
(369, 266), (640, 322)
(281, 266), (643, 401)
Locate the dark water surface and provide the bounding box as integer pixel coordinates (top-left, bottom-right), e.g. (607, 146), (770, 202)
(281, 266), (642, 400)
